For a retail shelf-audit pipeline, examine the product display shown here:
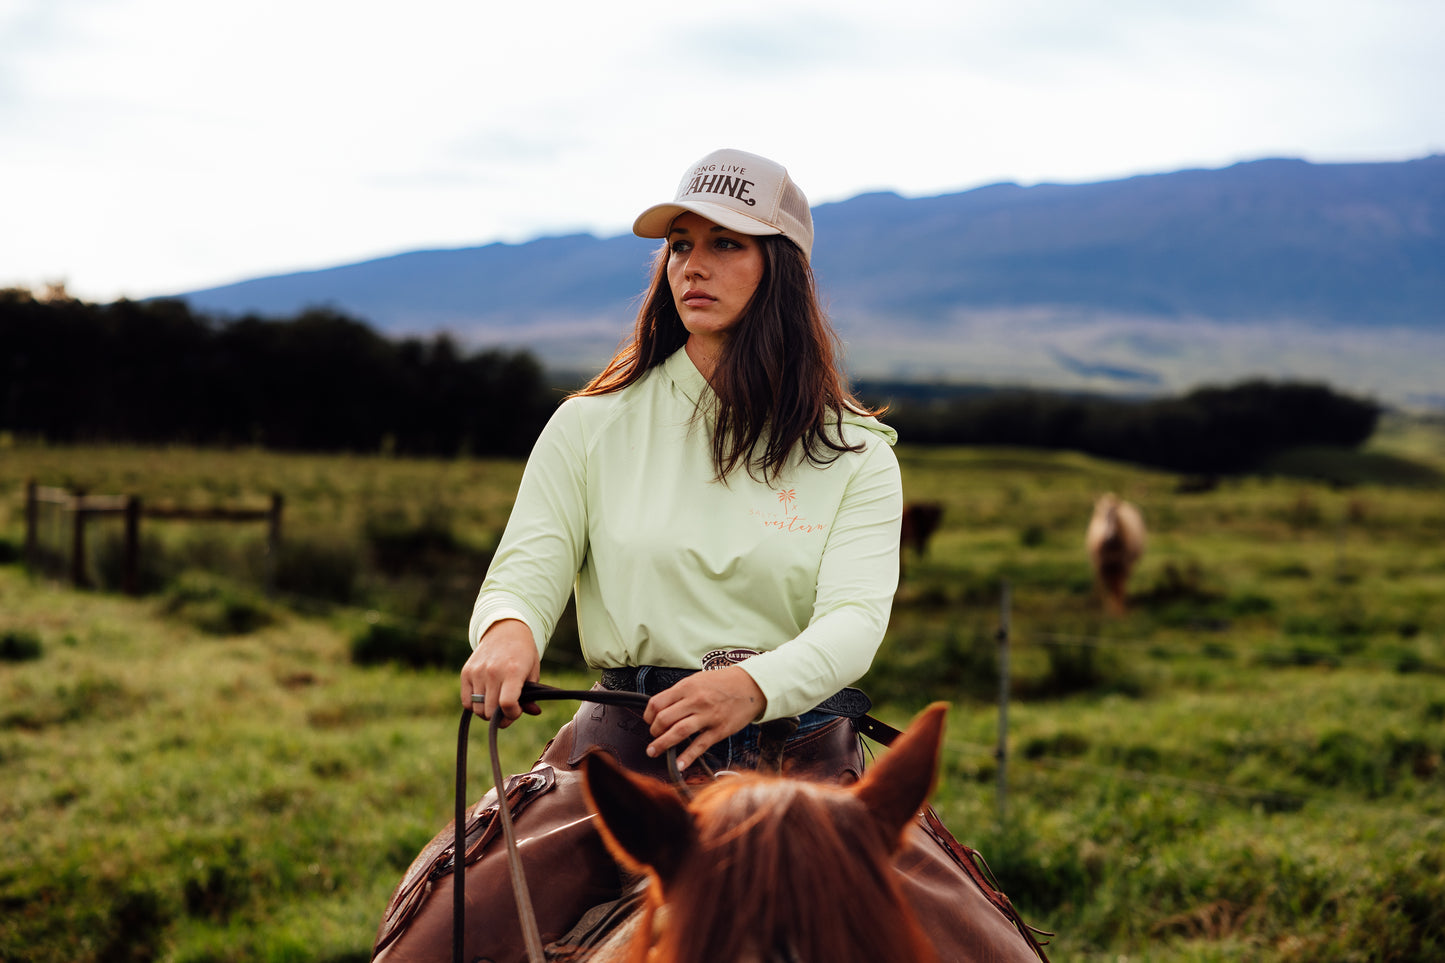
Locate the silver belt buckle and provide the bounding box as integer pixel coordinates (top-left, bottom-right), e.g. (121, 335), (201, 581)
(700, 647), (761, 671)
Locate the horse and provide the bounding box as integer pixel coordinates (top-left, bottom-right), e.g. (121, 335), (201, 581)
(371, 698), (1050, 963)
(577, 704), (949, 963)
(1086, 493), (1147, 615)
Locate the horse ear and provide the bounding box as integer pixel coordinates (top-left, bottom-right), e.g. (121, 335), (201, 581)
(582, 751), (695, 883)
(852, 702), (947, 846)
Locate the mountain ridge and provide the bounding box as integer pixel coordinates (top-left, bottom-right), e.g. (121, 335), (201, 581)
(172, 155), (1445, 406)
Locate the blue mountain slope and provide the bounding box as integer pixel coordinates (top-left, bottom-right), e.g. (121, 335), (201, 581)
(175, 155), (1445, 338)
(180, 233), (658, 333)
(810, 157), (1445, 326)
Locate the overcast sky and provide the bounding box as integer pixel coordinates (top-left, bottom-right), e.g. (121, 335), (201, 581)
(2, 0), (1441, 303)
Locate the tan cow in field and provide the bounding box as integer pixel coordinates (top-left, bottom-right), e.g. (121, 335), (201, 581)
(1086, 493), (1147, 615)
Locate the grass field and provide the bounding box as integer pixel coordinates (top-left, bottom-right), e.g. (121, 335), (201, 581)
(1, 416), (1442, 962)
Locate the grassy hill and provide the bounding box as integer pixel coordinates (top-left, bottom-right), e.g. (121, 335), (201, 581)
(2, 426), (1442, 961)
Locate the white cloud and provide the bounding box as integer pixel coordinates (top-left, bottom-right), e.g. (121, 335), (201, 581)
(1, 0), (1440, 301)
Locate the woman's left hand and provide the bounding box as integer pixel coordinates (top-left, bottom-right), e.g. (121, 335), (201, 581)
(643, 666), (767, 771)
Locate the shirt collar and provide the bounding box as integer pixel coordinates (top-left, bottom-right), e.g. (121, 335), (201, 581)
(663, 345), (710, 406)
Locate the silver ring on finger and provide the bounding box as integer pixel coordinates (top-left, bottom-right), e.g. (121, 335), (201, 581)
(470, 693), (485, 702)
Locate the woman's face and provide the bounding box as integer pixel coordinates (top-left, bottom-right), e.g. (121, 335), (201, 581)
(666, 212), (765, 347)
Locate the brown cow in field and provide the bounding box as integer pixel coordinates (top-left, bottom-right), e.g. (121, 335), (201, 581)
(899, 501), (944, 578)
(1086, 493), (1146, 615)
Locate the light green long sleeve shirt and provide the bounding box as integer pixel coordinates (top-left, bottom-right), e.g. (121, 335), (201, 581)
(469, 347), (902, 721)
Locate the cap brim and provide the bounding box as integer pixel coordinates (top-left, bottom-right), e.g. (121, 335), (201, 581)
(633, 201), (785, 240)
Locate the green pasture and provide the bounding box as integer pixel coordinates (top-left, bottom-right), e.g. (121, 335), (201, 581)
(1, 418), (1442, 962)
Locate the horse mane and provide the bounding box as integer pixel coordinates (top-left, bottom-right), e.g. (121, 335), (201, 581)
(636, 776), (937, 963)
(584, 704), (950, 963)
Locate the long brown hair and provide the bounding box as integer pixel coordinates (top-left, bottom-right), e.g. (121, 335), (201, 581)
(574, 234), (881, 484)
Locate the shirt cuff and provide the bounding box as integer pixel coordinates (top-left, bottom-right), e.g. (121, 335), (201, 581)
(469, 600), (546, 656)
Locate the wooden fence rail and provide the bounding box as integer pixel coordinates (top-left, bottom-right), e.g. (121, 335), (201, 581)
(24, 479), (283, 595)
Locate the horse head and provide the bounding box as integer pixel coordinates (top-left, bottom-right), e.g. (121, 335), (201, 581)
(581, 704), (948, 963)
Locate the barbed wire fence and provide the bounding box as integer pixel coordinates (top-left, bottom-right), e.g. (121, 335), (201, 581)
(331, 577), (1427, 828)
(972, 578), (1439, 829)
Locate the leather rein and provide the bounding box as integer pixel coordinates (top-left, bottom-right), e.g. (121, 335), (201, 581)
(452, 681), (905, 963)
(453, 682), (687, 963)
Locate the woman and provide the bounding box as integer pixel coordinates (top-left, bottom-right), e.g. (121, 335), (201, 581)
(374, 150), (1047, 963)
(460, 147), (902, 776)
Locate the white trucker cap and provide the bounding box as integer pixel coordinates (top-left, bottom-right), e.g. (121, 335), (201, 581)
(633, 148), (814, 260)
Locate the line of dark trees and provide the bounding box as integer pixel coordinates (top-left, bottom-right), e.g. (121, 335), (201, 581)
(864, 380), (1381, 473)
(2, 287), (1379, 470)
(1, 288), (556, 455)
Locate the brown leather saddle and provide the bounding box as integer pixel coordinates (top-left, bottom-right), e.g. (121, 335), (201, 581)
(371, 683), (1052, 963)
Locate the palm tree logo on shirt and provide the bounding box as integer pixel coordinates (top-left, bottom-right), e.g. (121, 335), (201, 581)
(754, 488), (824, 534)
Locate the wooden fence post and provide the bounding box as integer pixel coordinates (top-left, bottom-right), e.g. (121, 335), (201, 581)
(123, 496), (142, 596)
(25, 478), (38, 566)
(70, 488), (88, 588)
(265, 493), (284, 596)
(996, 579), (1012, 830)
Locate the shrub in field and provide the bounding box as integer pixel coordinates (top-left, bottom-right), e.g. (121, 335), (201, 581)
(364, 505), (472, 577)
(983, 824), (1092, 917)
(0, 629), (43, 662)
(1201, 641), (1236, 660)
(1023, 731), (1091, 759)
(1020, 639), (1146, 699)
(1265, 560), (1313, 579)
(97, 886), (171, 963)
(1254, 644), (1340, 669)
(1134, 562), (1244, 630)
(273, 536), (362, 603)
(350, 617), (469, 669)
(1040, 642), (1105, 695)
(1292, 730), (1442, 797)
(1299, 729), (1392, 795)
(1136, 561), (1219, 605)
(1283, 607), (1383, 646)
(349, 596), (584, 672)
(1394, 650), (1428, 674)
(1226, 592), (1275, 617)
(176, 529), (257, 572)
(862, 622), (1000, 703)
(0, 536), (19, 563)
(1283, 492), (1324, 529)
(160, 572), (276, 635)
(3, 672), (141, 730)
(183, 839), (252, 923)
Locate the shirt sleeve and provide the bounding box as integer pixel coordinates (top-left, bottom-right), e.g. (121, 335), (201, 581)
(469, 401), (589, 656)
(738, 439), (903, 720)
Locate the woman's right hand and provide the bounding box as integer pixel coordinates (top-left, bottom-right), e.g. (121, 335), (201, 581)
(460, 618), (541, 726)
